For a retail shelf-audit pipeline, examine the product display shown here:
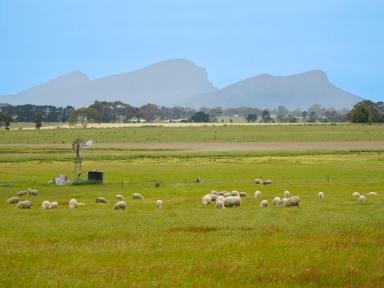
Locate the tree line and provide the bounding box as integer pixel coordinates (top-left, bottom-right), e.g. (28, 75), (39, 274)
(0, 100), (383, 129)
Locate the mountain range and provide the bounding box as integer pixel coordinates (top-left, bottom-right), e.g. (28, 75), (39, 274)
(0, 59), (362, 109)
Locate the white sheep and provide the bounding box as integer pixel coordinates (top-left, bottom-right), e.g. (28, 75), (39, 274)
(281, 197), (288, 206)
(272, 197), (281, 207)
(254, 178), (262, 184)
(202, 195), (212, 205)
(209, 193), (218, 201)
(318, 192), (325, 199)
(49, 201), (58, 209)
(262, 179), (273, 185)
(132, 193), (144, 200)
(216, 200), (224, 209)
(223, 192), (232, 198)
(16, 200), (32, 209)
(231, 191), (240, 196)
(283, 196), (300, 207)
(283, 190), (290, 198)
(223, 196), (235, 208)
(254, 191), (261, 199)
(218, 191), (226, 196)
(233, 196), (241, 207)
(113, 201), (127, 210)
(96, 197), (108, 203)
(28, 188), (39, 196)
(16, 190), (27, 196)
(367, 192), (378, 196)
(216, 195), (224, 202)
(156, 200), (163, 209)
(116, 194), (125, 201)
(359, 195), (366, 204)
(210, 191), (219, 196)
(239, 192), (248, 198)
(41, 200), (50, 209)
(69, 199), (78, 209)
(352, 192), (360, 197)
(260, 200), (269, 207)
(7, 197), (18, 204)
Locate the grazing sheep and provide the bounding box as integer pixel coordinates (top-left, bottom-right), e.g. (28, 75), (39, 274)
(132, 193), (144, 200)
(283, 191), (290, 198)
(239, 192), (248, 198)
(223, 196), (235, 208)
(318, 192), (325, 199)
(49, 201), (58, 209)
(218, 191), (225, 196)
(41, 200), (50, 209)
(16, 190), (27, 196)
(272, 197), (281, 207)
(352, 192), (360, 197)
(262, 179), (273, 185)
(16, 200), (32, 209)
(254, 179), (262, 184)
(223, 192), (232, 198)
(283, 196), (300, 207)
(260, 200), (269, 208)
(216, 200), (224, 209)
(96, 197), (108, 203)
(202, 195), (212, 205)
(233, 196), (241, 207)
(367, 192), (378, 196)
(359, 195), (366, 204)
(7, 197), (18, 204)
(28, 188), (39, 196)
(209, 193), (218, 201)
(281, 197), (288, 206)
(254, 191), (261, 199)
(116, 194), (125, 201)
(113, 201), (127, 210)
(156, 200), (163, 209)
(210, 191), (219, 196)
(216, 195), (224, 202)
(69, 199), (78, 209)
(231, 191), (240, 196)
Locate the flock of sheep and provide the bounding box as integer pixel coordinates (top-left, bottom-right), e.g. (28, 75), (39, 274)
(5, 186), (380, 211)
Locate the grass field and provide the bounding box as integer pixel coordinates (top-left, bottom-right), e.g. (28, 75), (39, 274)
(1, 125), (384, 287)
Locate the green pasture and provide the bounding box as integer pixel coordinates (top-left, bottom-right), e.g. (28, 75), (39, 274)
(0, 126), (384, 287)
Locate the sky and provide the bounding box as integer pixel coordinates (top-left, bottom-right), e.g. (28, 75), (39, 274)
(0, 0), (383, 101)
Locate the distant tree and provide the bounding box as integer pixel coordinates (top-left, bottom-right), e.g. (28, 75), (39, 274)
(191, 111), (210, 123)
(139, 103), (159, 122)
(0, 112), (12, 130)
(349, 101), (381, 123)
(276, 106), (289, 122)
(69, 108), (100, 128)
(261, 110), (271, 122)
(308, 111), (317, 123)
(302, 111), (308, 122)
(34, 112), (44, 129)
(246, 113), (258, 123)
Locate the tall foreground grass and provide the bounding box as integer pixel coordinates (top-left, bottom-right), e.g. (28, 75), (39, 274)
(0, 151), (383, 287)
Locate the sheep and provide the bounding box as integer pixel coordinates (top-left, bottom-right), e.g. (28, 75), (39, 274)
(283, 196), (300, 207)
(218, 191), (226, 196)
(113, 201), (127, 210)
(69, 199), (78, 209)
(318, 192), (325, 199)
(16, 200), (32, 209)
(231, 191), (240, 196)
(41, 200), (50, 209)
(210, 191), (219, 196)
(216, 195), (224, 203)
(202, 195), (212, 206)
(223, 196), (235, 208)
(283, 190), (290, 198)
(281, 197), (288, 206)
(28, 188), (39, 196)
(16, 190), (27, 196)
(116, 194), (125, 201)
(260, 200), (269, 208)
(239, 192), (248, 198)
(223, 192), (232, 198)
(233, 196), (241, 207)
(7, 197), (18, 204)
(96, 197), (108, 203)
(262, 179), (273, 185)
(359, 195), (366, 204)
(254, 191), (261, 199)
(156, 200), (163, 209)
(352, 192), (360, 197)
(367, 192), (378, 196)
(132, 193), (144, 200)
(49, 201), (58, 209)
(272, 197), (281, 207)
(216, 200), (224, 209)
(254, 179), (262, 184)
(209, 193), (218, 201)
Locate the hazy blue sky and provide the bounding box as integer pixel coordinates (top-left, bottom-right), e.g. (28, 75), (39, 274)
(0, 0), (383, 101)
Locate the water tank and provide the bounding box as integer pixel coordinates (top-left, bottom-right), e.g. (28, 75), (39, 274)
(88, 170), (104, 184)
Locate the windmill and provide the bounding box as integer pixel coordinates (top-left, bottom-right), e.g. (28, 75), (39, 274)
(71, 138), (93, 182)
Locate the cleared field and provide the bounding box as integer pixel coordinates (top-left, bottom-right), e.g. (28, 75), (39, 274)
(0, 125), (384, 287)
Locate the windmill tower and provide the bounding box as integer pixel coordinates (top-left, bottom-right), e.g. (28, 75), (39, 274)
(71, 138), (92, 182)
